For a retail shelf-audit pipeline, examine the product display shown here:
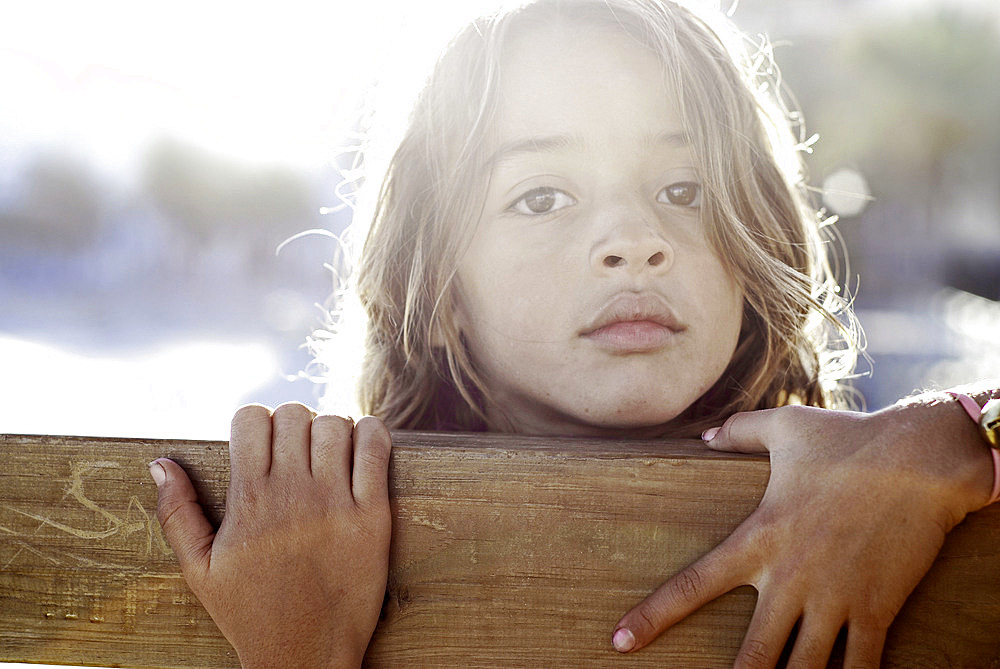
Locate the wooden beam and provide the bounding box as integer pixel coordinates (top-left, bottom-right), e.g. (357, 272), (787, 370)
(1, 432), (998, 668)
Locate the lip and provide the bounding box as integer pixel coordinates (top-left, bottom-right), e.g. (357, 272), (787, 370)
(580, 293), (684, 353)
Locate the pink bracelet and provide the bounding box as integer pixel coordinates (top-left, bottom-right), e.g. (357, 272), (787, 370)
(948, 392), (1000, 506)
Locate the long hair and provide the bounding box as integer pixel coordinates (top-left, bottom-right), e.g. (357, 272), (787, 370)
(339, 0), (861, 435)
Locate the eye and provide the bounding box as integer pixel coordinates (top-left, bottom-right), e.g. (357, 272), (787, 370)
(657, 181), (702, 208)
(509, 187), (576, 215)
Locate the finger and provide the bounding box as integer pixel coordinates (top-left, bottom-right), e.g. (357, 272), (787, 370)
(785, 611), (844, 669)
(270, 402), (315, 474)
(613, 536), (751, 653)
(310, 413), (355, 490)
(150, 458), (215, 585)
(733, 594), (802, 669)
(350, 416), (392, 508)
(843, 621), (886, 669)
(702, 408), (782, 454)
(229, 404), (273, 490)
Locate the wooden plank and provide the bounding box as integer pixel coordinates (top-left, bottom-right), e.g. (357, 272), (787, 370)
(0, 432), (998, 668)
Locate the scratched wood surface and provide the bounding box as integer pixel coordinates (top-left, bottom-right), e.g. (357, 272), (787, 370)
(0, 433), (998, 668)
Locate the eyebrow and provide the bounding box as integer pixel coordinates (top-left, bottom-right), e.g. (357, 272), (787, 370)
(486, 130), (691, 168)
(486, 135), (577, 168)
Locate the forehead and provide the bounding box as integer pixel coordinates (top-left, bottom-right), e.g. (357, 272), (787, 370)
(493, 22), (683, 149)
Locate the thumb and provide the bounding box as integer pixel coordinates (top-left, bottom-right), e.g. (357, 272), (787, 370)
(149, 458), (215, 583)
(701, 408), (780, 454)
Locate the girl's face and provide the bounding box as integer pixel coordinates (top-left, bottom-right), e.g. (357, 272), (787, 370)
(454, 22), (744, 437)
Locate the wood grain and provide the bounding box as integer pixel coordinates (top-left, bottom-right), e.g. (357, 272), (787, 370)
(0, 432), (998, 668)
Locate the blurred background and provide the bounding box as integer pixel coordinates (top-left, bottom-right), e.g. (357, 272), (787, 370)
(0, 0), (998, 443)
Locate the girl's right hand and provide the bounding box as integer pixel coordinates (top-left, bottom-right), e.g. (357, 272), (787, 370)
(149, 403), (392, 669)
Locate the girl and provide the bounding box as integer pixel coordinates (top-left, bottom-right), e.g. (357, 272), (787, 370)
(148, 0), (1000, 666)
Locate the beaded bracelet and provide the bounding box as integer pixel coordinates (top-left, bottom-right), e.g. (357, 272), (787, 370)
(947, 392), (1000, 506)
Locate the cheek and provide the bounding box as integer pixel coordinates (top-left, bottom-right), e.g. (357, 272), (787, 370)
(704, 251), (744, 316)
(460, 242), (566, 325)
(720, 288), (745, 345)
(698, 265), (744, 359)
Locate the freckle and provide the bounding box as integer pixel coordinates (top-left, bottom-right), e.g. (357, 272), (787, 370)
(64, 613), (78, 620)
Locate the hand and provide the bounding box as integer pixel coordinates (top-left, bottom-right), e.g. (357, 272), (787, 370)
(150, 403), (392, 669)
(613, 403), (994, 668)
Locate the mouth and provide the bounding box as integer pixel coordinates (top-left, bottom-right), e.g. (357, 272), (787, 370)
(580, 293), (684, 353)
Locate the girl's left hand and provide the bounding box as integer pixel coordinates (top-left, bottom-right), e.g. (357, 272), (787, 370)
(612, 402), (994, 668)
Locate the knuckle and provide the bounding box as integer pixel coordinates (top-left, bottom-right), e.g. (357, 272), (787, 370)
(670, 566), (706, 604)
(355, 415), (388, 434)
(720, 411), (746, 438)
(775, 403), (807, 418)
(634, 604), (658, 636)
(774, 404), (810, 429)
(786, 656), (811, 669)
(358, 438), (391, 470)
(272, 401), (315, 423)
(155, 496), (189, 534)
(777, 404), (829, 436)
(154, 496), (178, 528)
(355, 416), (392, 448)
(721, 409), (764, 445)
(312, 413), (354, 436)
(735, 638), (773, 669)
(232, 403), (272, 429)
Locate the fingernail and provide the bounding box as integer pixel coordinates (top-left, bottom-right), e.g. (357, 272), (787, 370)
(148, 460), (166, 486)
(612, 627), (635, 653)
(701, 426), (720, 441)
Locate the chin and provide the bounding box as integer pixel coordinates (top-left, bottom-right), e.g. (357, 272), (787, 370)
(570, 399), (690, 436)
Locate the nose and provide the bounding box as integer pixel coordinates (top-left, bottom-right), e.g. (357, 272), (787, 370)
(589, 204), (674, 276)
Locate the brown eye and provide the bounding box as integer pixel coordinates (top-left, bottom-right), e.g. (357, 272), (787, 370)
(658, 181), (701, 207)
(510, 187), (576, 215)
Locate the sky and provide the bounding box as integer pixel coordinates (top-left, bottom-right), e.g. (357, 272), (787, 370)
(0, 1), (498, 176)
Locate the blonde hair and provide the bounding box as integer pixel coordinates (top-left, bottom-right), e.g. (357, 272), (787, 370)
(341, 0), (860, 435)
